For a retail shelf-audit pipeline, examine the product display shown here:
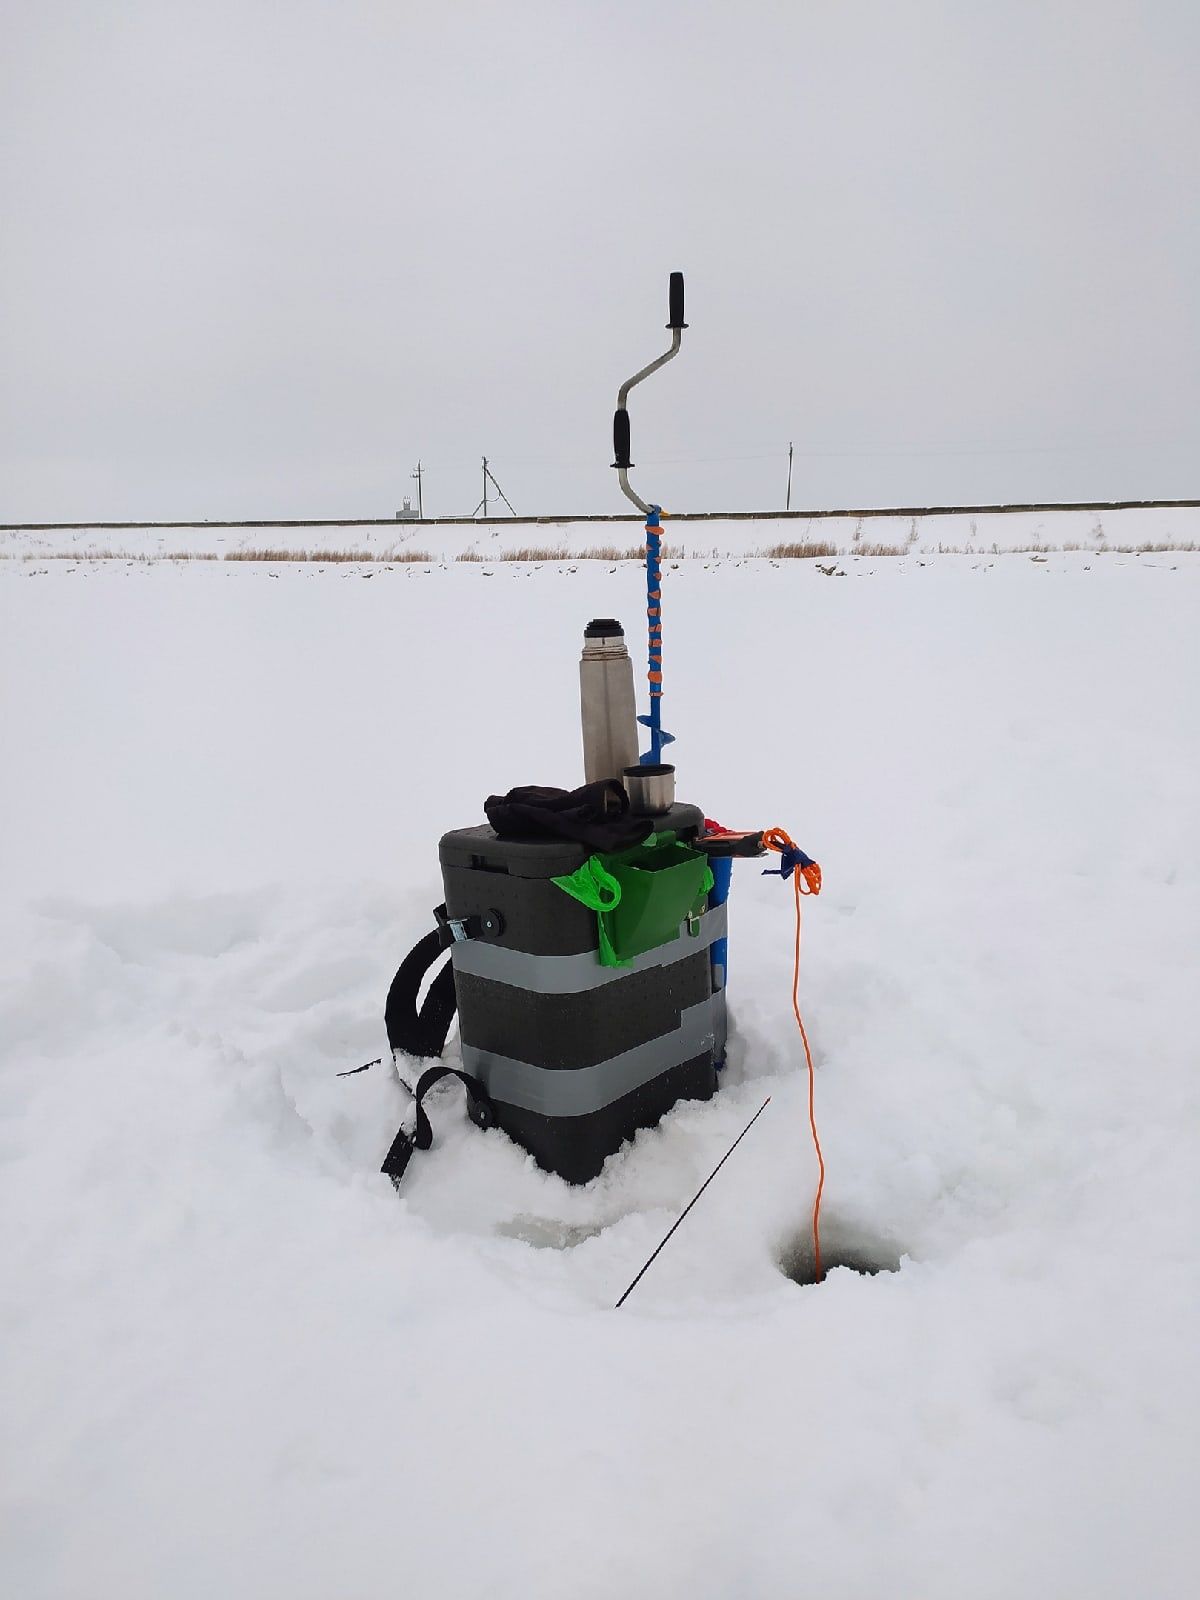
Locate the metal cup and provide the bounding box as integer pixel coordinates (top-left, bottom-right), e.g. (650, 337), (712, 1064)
(624, 763), (675, 816)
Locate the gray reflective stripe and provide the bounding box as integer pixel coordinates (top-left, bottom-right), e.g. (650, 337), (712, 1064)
(711, 987), (728, 1066)
(450, 902), (727, 995)
(461, 998), (716, 1117)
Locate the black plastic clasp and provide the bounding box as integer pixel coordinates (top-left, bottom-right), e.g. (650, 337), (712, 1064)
(434, 904), (504, 946)
(380, 1125), (415, 1190)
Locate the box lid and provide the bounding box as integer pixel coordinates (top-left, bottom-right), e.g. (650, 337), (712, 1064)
(439, 802), (705, 880)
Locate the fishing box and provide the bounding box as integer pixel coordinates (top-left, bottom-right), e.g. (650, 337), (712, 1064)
(438, 802), (726, 1183)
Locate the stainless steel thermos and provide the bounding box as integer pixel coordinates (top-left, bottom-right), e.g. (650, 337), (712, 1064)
(579, 619), (639, 785)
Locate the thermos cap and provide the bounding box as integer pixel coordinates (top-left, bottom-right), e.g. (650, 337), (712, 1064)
(584, 618), (624, 639)
(624, 763), (675, 816)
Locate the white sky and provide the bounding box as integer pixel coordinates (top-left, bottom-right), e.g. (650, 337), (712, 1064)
(2, 0), (1197, 520)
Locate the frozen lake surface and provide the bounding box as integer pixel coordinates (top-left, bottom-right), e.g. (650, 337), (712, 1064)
(2, 540), (1197, 1597)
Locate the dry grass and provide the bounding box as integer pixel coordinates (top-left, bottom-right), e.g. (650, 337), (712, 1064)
(577, 544), (644, 561)
(497, 543), (671, 561)
(456, 541), (686, 564)
(224, 547), (434, 563)
(10, 536), (1197, 567)
(579, 542), (686, 560)
(318, 546), (435, 563)
(225, 547), (310, 562)
(19, 549), (219, 561)
(759, 540), (840, 559)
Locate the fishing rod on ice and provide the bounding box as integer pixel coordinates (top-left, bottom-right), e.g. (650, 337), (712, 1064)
(615, 1095), (772, 1308)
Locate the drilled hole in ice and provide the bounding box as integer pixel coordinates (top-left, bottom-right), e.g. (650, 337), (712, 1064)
(777, 1224), (903, 1287)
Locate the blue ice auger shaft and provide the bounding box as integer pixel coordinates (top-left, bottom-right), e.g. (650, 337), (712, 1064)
(612, 273), (687, 765)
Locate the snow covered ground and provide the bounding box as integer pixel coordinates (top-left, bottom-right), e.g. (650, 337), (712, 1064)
(2, 538), (1198, 1597)
(4, 501), (1198, 563)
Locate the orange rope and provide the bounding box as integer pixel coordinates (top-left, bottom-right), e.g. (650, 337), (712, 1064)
(762, 827), (825, 1281)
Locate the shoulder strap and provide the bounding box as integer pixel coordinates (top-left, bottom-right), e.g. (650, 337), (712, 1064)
(384, 926), (459, 1059)
(383, 901), (504, 1057)
(380, 903), (506, 1190)
(381, 1065), (494, 1190)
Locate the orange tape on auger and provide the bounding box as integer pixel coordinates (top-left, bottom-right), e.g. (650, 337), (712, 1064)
(761, 827), (825, 1281)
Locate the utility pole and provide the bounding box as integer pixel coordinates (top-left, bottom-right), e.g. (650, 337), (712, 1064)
(786, 441), (794, 511)
(472, 456), (517, 518)
(411, 460), (423, 519)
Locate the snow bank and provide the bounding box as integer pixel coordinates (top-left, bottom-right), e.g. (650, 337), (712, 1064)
(1, 552), (1197, 1597)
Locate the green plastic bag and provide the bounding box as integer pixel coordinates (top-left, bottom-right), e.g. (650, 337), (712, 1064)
(553, 831), (714, 967)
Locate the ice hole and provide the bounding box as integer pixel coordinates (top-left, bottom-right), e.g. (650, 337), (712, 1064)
(776, 1222), (903, 1286)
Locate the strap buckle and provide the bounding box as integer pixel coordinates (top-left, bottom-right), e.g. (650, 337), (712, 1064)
(382, 1065), (494, 1192)
(434, 903), (504, 947)
(381, 1125), (416, 1187)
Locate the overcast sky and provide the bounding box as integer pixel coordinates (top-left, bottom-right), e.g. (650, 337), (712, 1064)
(2, 0), (1197, 521)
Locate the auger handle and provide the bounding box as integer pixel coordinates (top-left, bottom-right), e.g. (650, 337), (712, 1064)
(613, 407), (632, 471)
(613, 272), (687, 515)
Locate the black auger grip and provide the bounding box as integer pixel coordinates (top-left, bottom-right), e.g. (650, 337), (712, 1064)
(612, 406), (632, 469)
(668, 271), (687, 330)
